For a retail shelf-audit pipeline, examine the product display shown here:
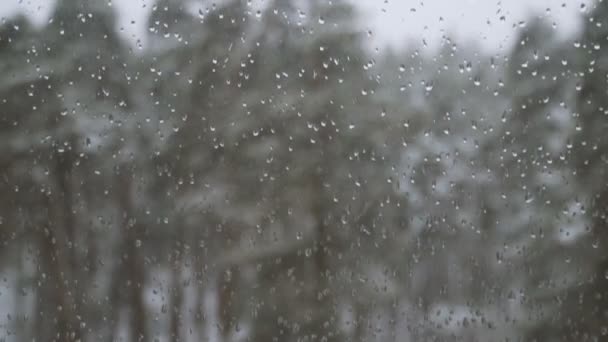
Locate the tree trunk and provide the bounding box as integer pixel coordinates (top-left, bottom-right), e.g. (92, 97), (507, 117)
(307, 170), (338, 341)
(34, 150), (83, 341)
(194, 244), (208, 341)
(116, 165), (148, 342)
(217, 265), (237, 342)
(170, 233), (185, 342)
(353, 302), (368, 342)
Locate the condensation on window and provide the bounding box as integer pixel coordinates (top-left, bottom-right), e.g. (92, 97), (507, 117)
(0, 0), (606, 341)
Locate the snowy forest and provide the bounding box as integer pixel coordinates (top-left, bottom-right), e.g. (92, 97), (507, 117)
(1, 0), (608, 341)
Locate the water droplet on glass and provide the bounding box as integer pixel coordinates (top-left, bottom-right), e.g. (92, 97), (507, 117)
(424, 81), (433, 91)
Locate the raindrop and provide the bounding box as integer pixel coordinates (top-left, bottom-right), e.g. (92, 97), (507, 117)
(424, 81), (434, 91)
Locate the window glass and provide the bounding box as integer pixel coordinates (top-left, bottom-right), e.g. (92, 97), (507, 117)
(0, 0), (606, 341)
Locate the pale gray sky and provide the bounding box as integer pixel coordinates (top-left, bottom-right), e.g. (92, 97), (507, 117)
(0, 0), (592, 51)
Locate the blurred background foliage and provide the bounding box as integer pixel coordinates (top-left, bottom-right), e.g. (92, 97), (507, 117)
(1, 0), (608, 341)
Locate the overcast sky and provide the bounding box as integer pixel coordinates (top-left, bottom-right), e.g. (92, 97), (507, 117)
(0, 0), (592, 52)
